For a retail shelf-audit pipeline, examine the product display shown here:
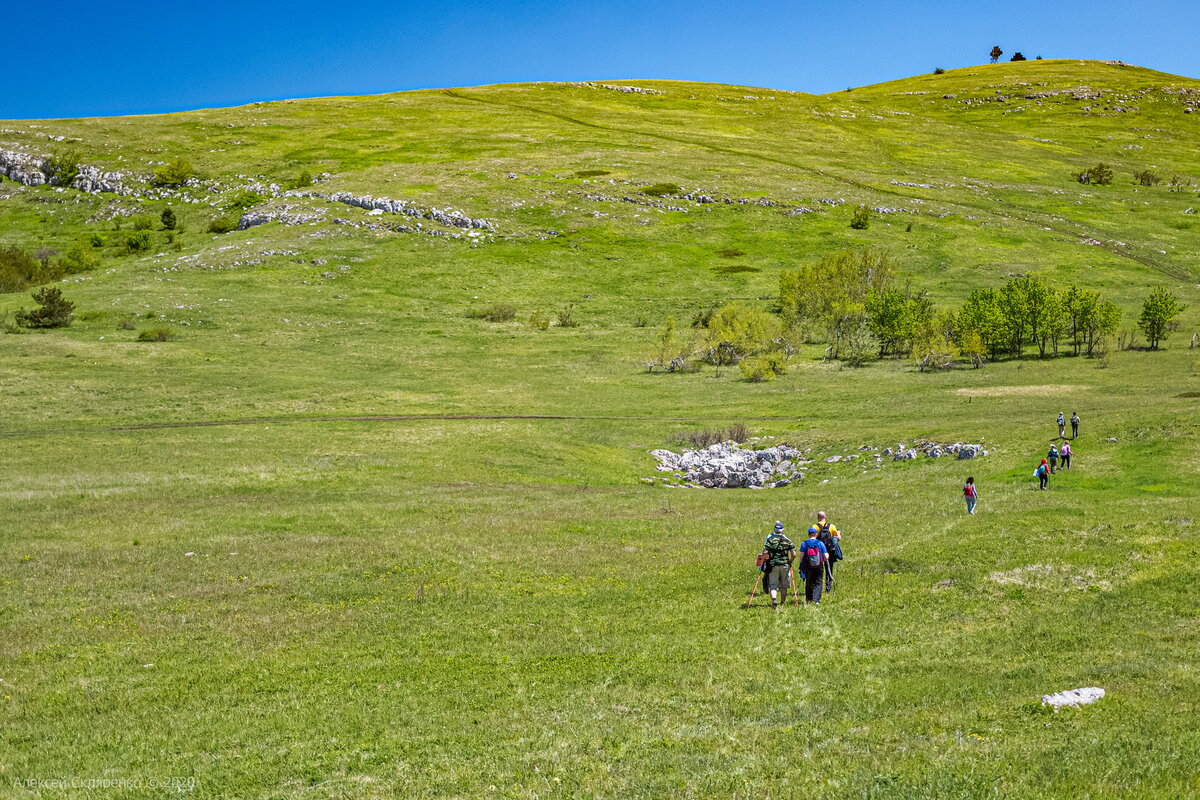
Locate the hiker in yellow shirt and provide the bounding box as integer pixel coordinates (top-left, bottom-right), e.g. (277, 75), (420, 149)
(814, 511), (843, 594)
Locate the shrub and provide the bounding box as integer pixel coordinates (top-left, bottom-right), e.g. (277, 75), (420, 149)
(207, 217), (238, 234)
(137, 327), (178, 342)
(283, 170), (313, 190)
(1078, 163), (1113, 185)
(132, 215), (156, 231)
(1010, 52), (1027, 62)
(0, 246), (39, 293)
(15, 286), (74, 328)
(90, 233), (104, 248)
(43, 150), (81, 187)
(526, 311), (551, 330)
(933, 67), (945, 75)
(556, 305), (578, 328)
(34, 246), (59, 267)
(161, 208), (177, 230)
(642, 183), (680, 197)
(741, 352), (788, 381)
(471, 303), (517, 323)
(57, 243), (101, 274)
(1, 311), (23, 334)
(575, 169), (610, 178)
(152, 158), (196, 187)
(1133, 170), (1162, 187)
(226, 190), (265, 211)
(125, 231), (153, 253)
(671, 424), (752, 449)
(849, 205), (871, 229)
(118, 319), (135, 330)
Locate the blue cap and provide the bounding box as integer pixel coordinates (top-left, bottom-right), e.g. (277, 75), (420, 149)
(808, 526), (818, 534)
(774, 521), (784, 532)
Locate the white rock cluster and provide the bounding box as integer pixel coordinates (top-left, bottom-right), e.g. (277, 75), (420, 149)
(238, 205), (327, 230)
(881, 441), (988, 461)
(647, 441), (804, 489)
(71, 165), (129, 194)
(0, 149), (47, 185)
(1042, 687), (1105, 710)
(293, 190), (492, 230)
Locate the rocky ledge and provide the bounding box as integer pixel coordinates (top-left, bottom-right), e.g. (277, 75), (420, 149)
(646, 441), (804, 489)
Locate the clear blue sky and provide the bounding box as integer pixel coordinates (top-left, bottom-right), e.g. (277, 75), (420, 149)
(4, 0), (1198, 119)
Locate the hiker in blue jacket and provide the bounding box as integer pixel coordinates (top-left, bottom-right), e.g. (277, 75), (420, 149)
(799, 527), (829, 605)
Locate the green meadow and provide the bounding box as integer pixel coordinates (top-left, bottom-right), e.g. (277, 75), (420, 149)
(2, 60), (1200, 798)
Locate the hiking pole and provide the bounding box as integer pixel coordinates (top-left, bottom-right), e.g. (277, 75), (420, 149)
(745, 571), (761, 607)
(789, 563), (800, 606)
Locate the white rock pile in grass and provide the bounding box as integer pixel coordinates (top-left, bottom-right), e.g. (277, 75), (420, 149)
(1041, 687), (1105, 710)
(646, 441), (804, 489)
(881, 440), (988, 461)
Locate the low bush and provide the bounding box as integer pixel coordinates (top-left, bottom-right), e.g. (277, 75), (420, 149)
(226, 190), (265, 211)
(125, 231), (153, 253)
(740, 352), (788, 382)
(15, 287), (74, 328)
(933, 67), (946, 75)
(43, 150), (81, 187)
(671, 423), (752, 449)
(575, 170), (610, 178)
(118, 319), (135, 330)
(642, 183), (680, 197)
(131, 215), (156, 231)
(556, 305), (578, 328)
(57, 243), (101, 274)
(1078, 163), (1113, 185)
(137, 327), (177, 342)
(152, 158), (196, 187)
(283, 171), (313, 190)
(849, 205), (871, 229)
(470, 303), (517, 323)
(0, 246), (40, 293)
(527, 312), (551, 330)
(207, 217), (238, 234)
(1133, 170), (1162, 187)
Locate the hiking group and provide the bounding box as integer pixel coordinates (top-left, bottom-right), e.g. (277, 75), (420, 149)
(1034, 410), (1080, 492)
(750, 513), (842, 609)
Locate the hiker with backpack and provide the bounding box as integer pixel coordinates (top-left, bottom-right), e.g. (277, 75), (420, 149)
(761, 521), (796, 609)
(1071, 412), (1080, 439)
(1047, 444), (1059, 474)
(963, 476), (978, 514)
(799, 527), (829, 604)
(1036, 459), (1049, 490)
(1060, 440), (1072, 470)
(814, 511), (842, 594)
(1057, 412), (1066, 438)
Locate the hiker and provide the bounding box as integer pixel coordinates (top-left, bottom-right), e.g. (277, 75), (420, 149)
(1036, 459), (1049, 490)
(1057, 412), (1066, 438)
(1071, 411), (1080, 439)
(814, 511), (842, 593)
(762, 521), (795, 609)
(1047, 444), (1059, 474)
(1060, 440), (1072, 470)
(799, 527), (829, 604)
(963, 476), (978, 514)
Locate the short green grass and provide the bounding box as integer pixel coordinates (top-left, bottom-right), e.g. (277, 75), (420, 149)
(2, 60), (1200, 799)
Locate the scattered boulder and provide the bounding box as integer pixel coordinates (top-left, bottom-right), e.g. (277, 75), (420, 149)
(1042, 687), (1105, 711)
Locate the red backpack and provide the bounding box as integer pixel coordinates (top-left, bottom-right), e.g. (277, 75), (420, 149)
(964, 484), (976, 498)
(756, 550), (770, 571)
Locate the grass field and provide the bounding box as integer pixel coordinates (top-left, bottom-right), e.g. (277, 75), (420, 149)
(2, 60), (1200, 798)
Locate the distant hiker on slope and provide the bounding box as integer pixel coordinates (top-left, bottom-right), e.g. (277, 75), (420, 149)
(1048, 443), (1060, 474)
(799, 527), (829, 604)
(1060, 440), (1072, 470)
(814, 511), (842, 594)
(963, 476), (978, 514)
(762, 522), (795, 609)
(1071, 411), (1080, 439)
(1057, 412), (1067, 438)
(1036, 459), (1049, 490)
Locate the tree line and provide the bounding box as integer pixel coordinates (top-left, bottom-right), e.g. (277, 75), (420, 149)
(648, 250), (1189, 379)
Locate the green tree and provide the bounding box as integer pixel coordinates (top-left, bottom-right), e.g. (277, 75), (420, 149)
(703, 302), (782, 365)
(867, 285), (933, 357)
(1035, 287), (1066, 357)
(779, 249), (895, 359)
(958, 288), (1007, 360)
(1079, 163), (1113, 185)
(152, 158), (196, 187)
(0, 246), (39, 293)
(1087, 301), (1122, 356)
(161, 208), (177, 230)
(15, 286), (75, 328)
(989, 45), (1003, 63)
(1063, 285), (1098, 356)
(1138, 287), (1187, 349)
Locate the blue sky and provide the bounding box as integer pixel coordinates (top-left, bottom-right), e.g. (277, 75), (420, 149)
(4, 0), (1198, 119)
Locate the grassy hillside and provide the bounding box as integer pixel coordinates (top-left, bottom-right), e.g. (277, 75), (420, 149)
(2, 60), (1199, 799)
